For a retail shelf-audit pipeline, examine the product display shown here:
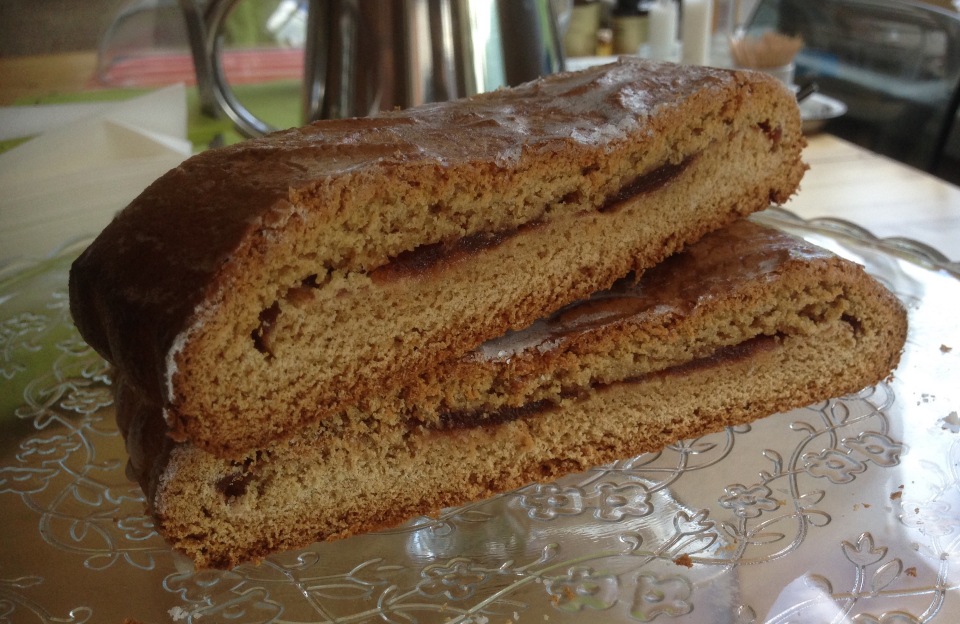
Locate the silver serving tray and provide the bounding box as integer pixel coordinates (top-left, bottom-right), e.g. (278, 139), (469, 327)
(1, 208), (958, 623)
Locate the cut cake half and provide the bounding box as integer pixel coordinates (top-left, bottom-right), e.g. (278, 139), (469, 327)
(117, 220), (907, 569)
(70, 58), (806, 458)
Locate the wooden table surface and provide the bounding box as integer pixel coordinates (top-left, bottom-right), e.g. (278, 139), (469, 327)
(787, 134), (960, 262)
(1, 52), (958, 262)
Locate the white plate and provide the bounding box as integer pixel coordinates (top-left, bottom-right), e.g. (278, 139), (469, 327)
(800, 92), (848, 134)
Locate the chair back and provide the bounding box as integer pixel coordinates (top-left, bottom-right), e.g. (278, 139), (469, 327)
(747, 0), (960, 175)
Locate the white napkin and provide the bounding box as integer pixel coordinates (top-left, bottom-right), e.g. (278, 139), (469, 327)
(0, 85), (192, 261)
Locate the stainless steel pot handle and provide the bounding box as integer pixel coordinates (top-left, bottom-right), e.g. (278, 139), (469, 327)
(302, 0), (330, 125)
(203, 0), (277, 137)
(178, 0), (220, 118)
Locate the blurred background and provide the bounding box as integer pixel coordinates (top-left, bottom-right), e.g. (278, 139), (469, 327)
(1, 0), (958, 183)
(1, 0), (125, 57)
(0, 0), (284, 56)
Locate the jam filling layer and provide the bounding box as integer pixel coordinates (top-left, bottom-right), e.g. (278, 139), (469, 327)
(370, 154), (697, 283)
(251, 154), (698, 355)
(217, 335), (781, 501)
(215, 453), (262, 498)
(370, 226), (539, 283)
(434, 334), (780, 431)
(599, 155), (696, 213)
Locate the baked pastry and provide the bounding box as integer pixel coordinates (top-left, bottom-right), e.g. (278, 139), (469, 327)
(118, 220), (907, 569)
(70, 58), (806, 458)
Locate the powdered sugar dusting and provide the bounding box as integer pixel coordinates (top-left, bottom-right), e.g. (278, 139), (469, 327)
(163, 296), (218, 421)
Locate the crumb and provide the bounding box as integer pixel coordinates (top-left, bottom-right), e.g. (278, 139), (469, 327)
(674, 553), (694, 568)
(864, 503), (871, 508)
(905, 567), (918, 577)
(943, 411), (960, 432)
(941, 344), (952, 353)
(890, 491), (902, 501)
(167, 608), (191, 623)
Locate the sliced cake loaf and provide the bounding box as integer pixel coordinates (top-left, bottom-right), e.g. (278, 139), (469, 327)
(117, 221), (907, 569)
(70, 58), (806, 458)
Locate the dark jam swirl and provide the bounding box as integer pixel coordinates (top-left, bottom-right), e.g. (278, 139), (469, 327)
(370, 228), (531, 283)
(432, 335), (780, 431)
(599, 155), (696, 213)
(371, 155), (696, 283)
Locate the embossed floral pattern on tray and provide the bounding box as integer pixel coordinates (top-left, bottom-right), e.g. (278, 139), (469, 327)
(2, 211), (960, 623)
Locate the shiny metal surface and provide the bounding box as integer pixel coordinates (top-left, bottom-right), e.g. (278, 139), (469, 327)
(197, 0), (565, 136)
(2, 210), (959, 622)
(319, 0), (425, 120)
(205, 0), (273, 136)
(494, 0), (565, 89)
(177, 0), (220, 118)
(309, 0), (565, 121)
